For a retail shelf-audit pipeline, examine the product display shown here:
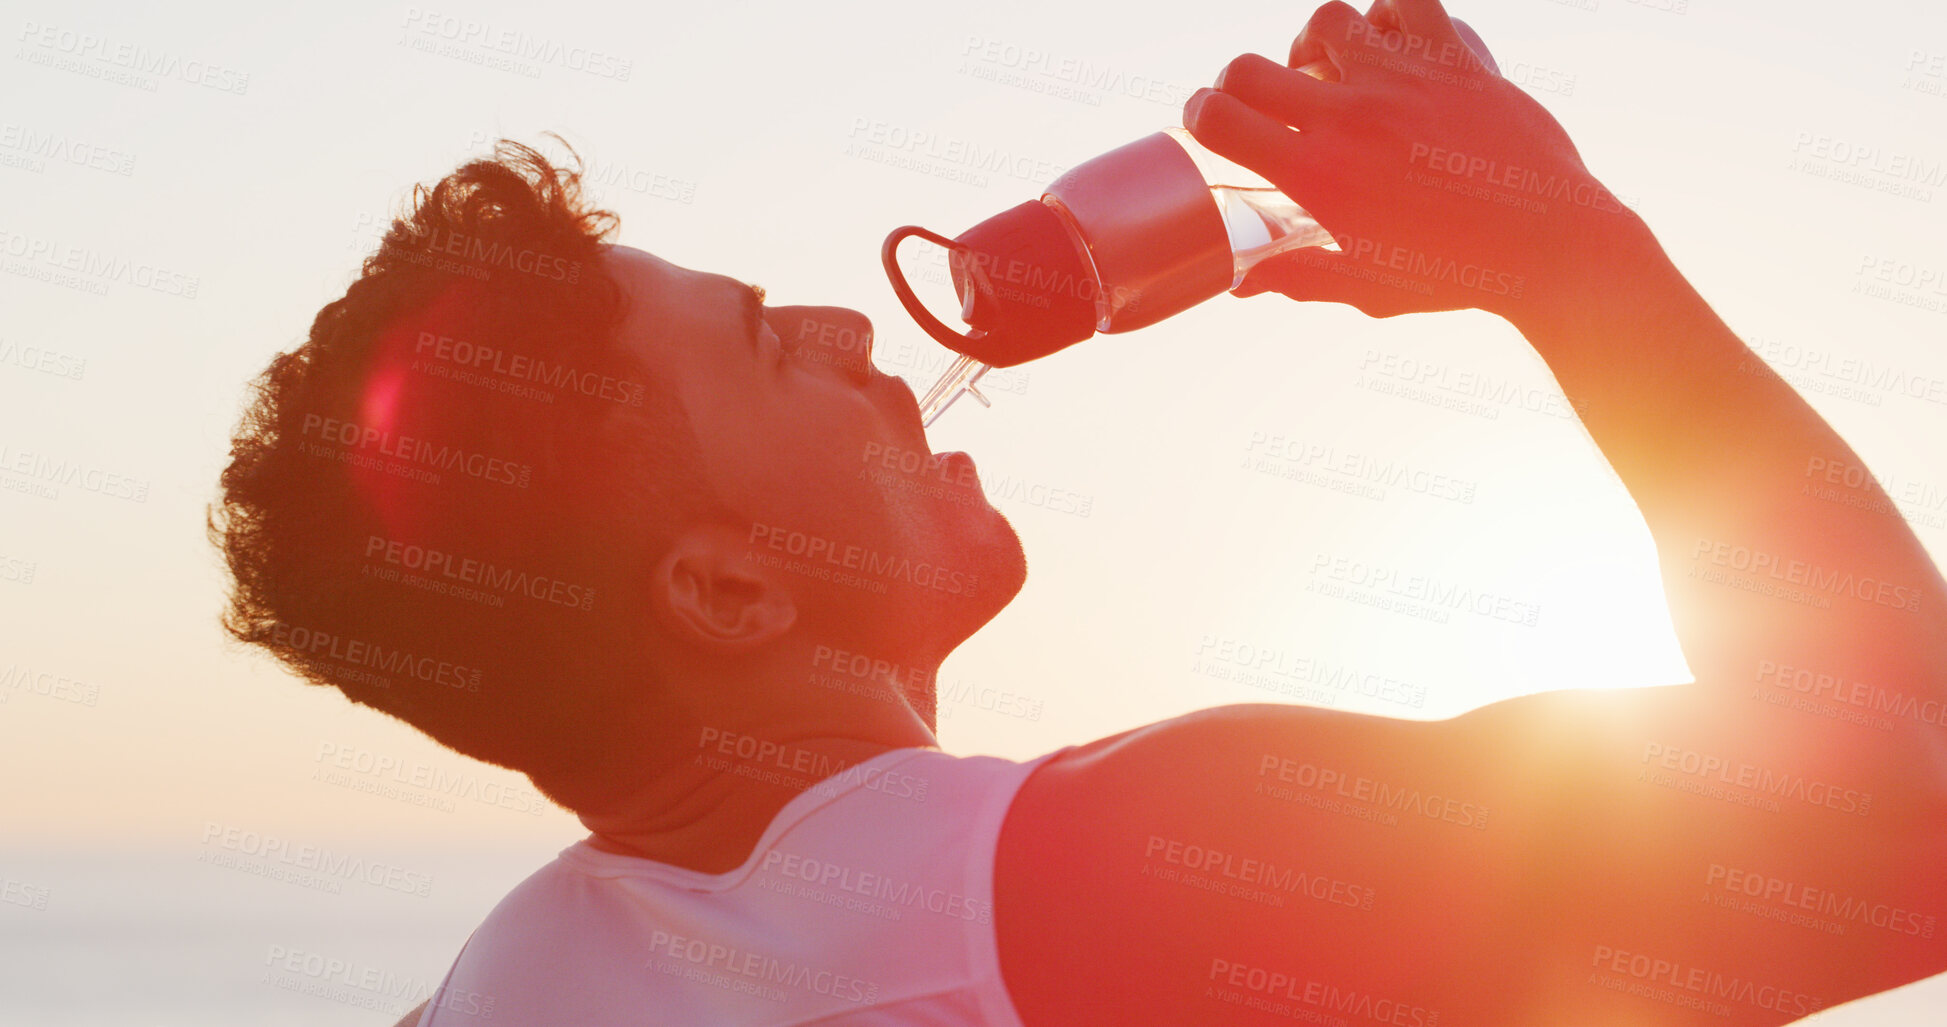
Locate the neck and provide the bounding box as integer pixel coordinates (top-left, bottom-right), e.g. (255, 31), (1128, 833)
(572, 636), (941, 873)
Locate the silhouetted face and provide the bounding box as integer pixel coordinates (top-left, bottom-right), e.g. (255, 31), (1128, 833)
(606, 246), (1025, 707)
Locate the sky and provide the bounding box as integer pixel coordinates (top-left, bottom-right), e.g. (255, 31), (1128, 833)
(2, 0), (1945, 1022)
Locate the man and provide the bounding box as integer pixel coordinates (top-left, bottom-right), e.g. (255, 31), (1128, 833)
(212, 0), (1945, 1023)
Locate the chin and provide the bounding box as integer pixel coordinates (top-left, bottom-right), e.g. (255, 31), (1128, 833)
(858, 490), (1027, 656)
(936, 506), (1028, 641)
(903, 682), (940, 735)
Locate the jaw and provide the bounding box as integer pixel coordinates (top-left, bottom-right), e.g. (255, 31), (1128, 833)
(904, 681), (939, 737)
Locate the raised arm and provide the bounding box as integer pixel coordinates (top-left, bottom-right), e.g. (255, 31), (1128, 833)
(1187, 0), (1947, 738)
(994, 2), (1947, 1024)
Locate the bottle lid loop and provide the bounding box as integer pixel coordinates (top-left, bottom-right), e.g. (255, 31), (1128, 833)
(880, 226), (987, 353)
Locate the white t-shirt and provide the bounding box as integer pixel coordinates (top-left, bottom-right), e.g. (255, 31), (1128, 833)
(417, 745), (1069, 1025)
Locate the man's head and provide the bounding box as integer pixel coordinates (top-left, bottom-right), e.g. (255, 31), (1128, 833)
(210, 141), (1025, 808)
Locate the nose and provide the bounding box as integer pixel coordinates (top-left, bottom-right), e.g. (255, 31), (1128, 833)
(774, 306), (876, 384)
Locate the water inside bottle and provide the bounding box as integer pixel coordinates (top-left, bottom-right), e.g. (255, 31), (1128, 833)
(1214, 186), (1337, 286)
(1167, 128), (1337, 287)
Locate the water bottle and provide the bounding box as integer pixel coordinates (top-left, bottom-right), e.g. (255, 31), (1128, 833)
(882, 24), (1497, 425)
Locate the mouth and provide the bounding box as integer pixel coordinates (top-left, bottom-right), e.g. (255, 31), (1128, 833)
(884, 375), (933, 450)
(889, 374), (922, 423)
(885, 373), (979, 485)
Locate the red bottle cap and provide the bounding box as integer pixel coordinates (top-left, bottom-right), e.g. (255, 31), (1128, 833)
(881, 201), (1098, 368)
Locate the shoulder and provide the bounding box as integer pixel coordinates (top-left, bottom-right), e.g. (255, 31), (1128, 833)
(467, 848), (607, 945)
(988, 701), (1558, 1026)
(420, 848), (634, 1025)
(991, 706), (1321, 1024)
(1002, 703), (1361, 796)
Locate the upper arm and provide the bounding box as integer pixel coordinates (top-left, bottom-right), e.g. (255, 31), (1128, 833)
(995, 689), (1947, 1027)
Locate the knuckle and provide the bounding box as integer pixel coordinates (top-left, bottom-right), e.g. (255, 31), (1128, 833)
(1220, 53), (1285, 97)
(1320, 1), (1364, 24)
(1299, 3), (1362, 55)
(1197, 103), (1242, 145)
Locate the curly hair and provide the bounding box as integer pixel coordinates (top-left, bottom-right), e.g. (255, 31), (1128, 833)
(210, 139), (718, 801)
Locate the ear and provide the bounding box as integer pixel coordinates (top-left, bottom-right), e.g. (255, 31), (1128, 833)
(652, 525), (798, 651)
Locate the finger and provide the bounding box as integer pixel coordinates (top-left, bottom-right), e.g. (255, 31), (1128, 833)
(1365, 0), (1404, 35)
(1182, 88), (1315, 192)
(1288, 1), (1369, 78)
(1450, 18), (1500, 77)
(1233, 247), (1425, 318)
(1366, 0), (1493, 78)
(1214, 53), (1342, 131)
(1368, 0), (1459, 40)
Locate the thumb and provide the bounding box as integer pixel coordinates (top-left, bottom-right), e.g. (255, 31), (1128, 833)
(1233, 247), (1430, 318)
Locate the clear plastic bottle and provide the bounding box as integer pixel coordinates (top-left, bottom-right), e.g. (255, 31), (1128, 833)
(881, 28), (1496, 425)
(888, 128), (1334, 426)
(1168, 127), (1339, 290)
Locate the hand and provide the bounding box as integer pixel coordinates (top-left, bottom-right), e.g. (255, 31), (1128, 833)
(1184, 0), (1638, 320)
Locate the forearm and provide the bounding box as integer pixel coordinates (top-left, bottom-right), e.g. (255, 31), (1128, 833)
(1187, 0), (1946, 714)
(1180, 4), (1947, 1014)
(1507, 207), (1947, 694)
